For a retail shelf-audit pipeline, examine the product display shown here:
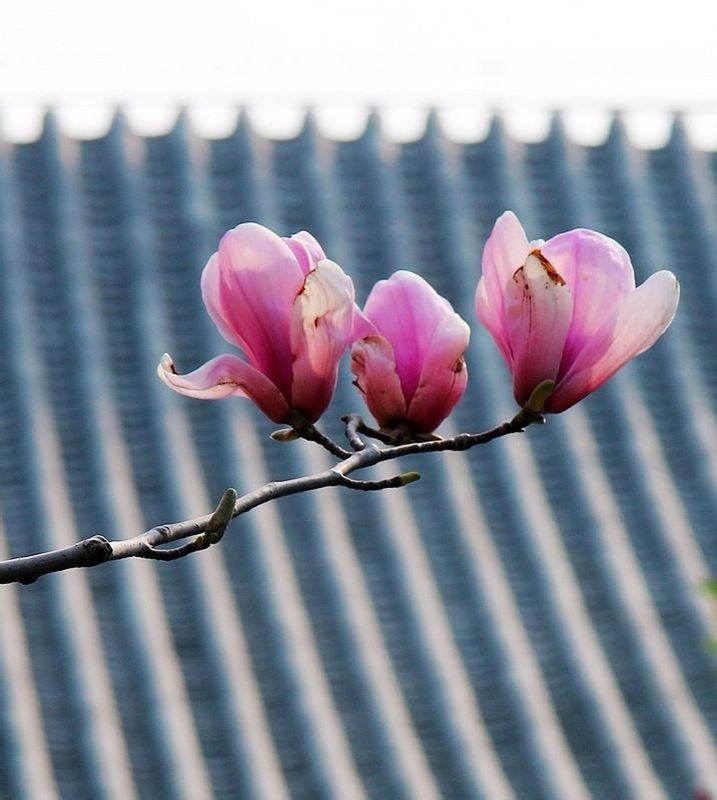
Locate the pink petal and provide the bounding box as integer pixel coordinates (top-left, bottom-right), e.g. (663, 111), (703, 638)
(289, 259), (356, 421)
(201, 223), (305, 395)
(476, 211), (531, 367)
(157, 353), (291, 423)
(363, 271), (455, 403)
(504, 251), (573, 405)
(541, 229), (636, 372)
(548, 270), (679, 412)
(406, 312), (470, 432)
(475, 277), (512, 366)
(483, 211), (532, 286)
(350, 305), (377, 342)
(283, 231), (327, 275)
(350, 335), (407, 428)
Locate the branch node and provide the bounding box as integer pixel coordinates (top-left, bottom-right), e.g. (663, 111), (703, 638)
(453, 433), (473, 451)
(152, 525), (173, 544)
(82, 534), (113, 560)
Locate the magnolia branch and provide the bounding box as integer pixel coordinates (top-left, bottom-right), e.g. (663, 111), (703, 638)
(0, 409), (541, 586)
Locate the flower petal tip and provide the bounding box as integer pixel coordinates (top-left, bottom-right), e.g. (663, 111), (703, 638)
(157, 353), (176, 380)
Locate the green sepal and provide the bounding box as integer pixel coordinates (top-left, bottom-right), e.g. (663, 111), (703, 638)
(525, 379), (555, 414)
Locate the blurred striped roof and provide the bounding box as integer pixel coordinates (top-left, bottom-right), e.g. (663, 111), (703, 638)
(1, 111), (717, 799)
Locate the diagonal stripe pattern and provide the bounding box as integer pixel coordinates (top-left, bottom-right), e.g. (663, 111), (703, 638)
(0, 111), (716, 799)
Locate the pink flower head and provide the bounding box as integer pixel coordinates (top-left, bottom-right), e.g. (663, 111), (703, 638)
(351, 271), (470, 434)
(476, 211), (680, 413)
(159, 223), (357, 424)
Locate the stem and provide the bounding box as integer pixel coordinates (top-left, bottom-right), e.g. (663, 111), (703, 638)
(0, 411), (538, 585)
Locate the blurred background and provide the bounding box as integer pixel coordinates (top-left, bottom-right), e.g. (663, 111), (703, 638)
(2, 1), (717, 798)
(3, 0), (717, 142)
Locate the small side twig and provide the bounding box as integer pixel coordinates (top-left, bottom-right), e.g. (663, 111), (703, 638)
(341, 415), (441, 446)
(342, 414), (367, 451)
(285, 413), (353, 459)
(334, 471), (420, 491)
(345, 417), (394, 445)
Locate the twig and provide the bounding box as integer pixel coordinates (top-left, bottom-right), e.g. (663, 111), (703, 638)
(335, 472), (421, 491)
(0, 409), (539, 585)
(341, 414), (394, 445)
(340, 415), (443, 446)
(284, 412), (353, 459)
(297, 424), (352, 459)
(342, 414), (367, 451)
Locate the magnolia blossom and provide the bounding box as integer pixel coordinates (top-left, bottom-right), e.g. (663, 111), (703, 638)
(351, 271), (470, 434)
(159, 223), (357, 424)
(475, 211), (680, 413)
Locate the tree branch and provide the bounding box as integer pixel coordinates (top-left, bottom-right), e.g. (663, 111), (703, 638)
(0, 409), (539, 585)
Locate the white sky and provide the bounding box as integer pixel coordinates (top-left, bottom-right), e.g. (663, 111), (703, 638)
(1, 0), (717, 142)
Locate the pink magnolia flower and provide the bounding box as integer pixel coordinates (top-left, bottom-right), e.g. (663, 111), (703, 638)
(159, 223), (357, 424)
(476, 211), (680, 413)
(351, 271), (470, 434)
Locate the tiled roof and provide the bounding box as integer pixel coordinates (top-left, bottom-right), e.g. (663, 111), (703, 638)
(1, 111), (716, 799)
